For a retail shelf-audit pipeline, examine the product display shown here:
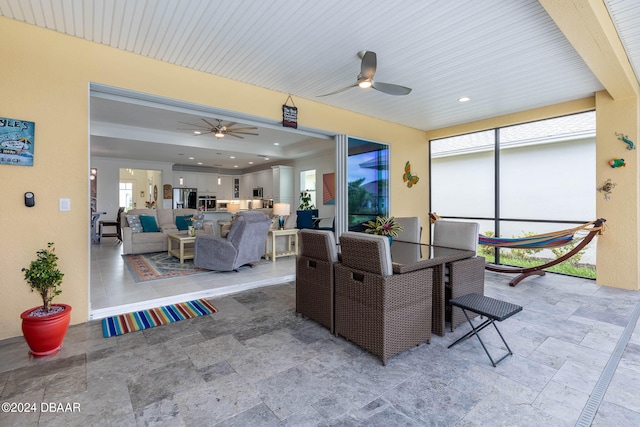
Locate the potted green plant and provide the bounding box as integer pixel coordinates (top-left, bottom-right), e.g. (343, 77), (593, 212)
(20, 242), (72, 357)
(298, 191), (315, 210)
(363, 216), (404, 244)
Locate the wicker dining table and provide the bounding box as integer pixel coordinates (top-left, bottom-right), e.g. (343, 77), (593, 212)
(390, 241), (475, 336)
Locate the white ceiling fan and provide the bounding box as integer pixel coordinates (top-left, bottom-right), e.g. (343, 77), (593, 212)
(179, 119), (259, 139)
(318, 50), (412, 97)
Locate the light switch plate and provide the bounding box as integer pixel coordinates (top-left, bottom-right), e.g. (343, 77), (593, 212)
(59, 198), (71, 211)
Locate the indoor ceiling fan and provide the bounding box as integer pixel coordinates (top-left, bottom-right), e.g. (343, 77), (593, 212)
(179, 119), (259, 139)
(318, 50), (412, 97)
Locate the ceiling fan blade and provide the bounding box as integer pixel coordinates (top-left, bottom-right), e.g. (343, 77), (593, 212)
(228, 126), (258, 131)
(317, 84), (358, 97)
(359, 50), (377, 79)
(224, 122), (237, 128)
(231, 131), (259, 136)
(372, 81), (412, 96)
(177, 121), (210, 129)
(226, 133), (244, 139)
(201, 118), (219, 128)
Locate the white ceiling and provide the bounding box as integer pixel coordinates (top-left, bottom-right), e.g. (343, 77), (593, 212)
(2, 0), (639, 170)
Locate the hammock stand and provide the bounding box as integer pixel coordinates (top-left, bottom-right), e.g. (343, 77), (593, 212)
(481, 218), (606, 287)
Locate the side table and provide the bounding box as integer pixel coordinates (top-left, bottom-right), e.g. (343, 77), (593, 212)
(265, 229), (298, 262)
(447, 293), (522, 366)
(167, 231), (204, 264)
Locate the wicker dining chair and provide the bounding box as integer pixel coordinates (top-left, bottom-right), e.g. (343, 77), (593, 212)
(296, 229), (339, 333)
(335, 232), (433, 365)
(432, 220), (485, 331)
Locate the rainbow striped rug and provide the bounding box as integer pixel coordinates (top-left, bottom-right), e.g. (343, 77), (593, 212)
(101, 299), (217, 338)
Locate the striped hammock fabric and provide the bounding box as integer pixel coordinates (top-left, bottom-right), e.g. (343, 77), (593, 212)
(102, 299), (217, 338)
(478, 220), (603, 249)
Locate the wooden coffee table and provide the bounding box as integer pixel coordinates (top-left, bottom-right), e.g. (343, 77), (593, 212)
(167, 232), (200, 263)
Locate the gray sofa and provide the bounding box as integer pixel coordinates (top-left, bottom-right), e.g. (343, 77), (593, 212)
(120, 208), (199, 255)
(194, 211), (272, 271)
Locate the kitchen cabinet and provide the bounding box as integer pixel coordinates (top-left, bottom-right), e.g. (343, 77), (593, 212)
(173, 172), (198, 188)
(240, 174), (253, 199)
(272, 165), (293, 206)
(197, 173), (217, 194)
(216, 175), (234, 199)
(257, 169), (272, 198)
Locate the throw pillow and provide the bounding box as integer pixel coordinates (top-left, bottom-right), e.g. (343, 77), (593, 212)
(175, 215), (193, 231)
(139, 215), (159, 232)
(126, 215), (143, 233)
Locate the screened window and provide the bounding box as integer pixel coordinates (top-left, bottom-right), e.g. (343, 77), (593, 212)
(430, 111), (596, 278)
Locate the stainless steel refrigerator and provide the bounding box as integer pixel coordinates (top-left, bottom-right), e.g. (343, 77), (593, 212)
(172, 188), (197, 209)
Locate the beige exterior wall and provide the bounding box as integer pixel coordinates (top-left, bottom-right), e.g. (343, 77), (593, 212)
(0, 17), (426, 340)
(3, 0), (640, 341)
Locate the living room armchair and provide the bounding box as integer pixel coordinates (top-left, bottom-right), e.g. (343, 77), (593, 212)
(194, 211), (271, 271)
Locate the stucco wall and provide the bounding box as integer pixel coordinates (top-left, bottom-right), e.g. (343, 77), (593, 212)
(0, 17), (426, 340)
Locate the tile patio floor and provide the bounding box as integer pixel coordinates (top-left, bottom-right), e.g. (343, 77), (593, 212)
(1, 271), (639, 426)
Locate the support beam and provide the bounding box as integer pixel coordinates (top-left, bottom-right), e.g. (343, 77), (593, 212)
(540, 0), (639, 99)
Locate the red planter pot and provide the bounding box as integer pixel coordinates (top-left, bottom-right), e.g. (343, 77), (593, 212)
(20, 304), (72, 357)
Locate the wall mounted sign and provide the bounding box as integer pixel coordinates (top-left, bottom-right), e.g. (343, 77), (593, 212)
(282, 95), (298, 129)
(0, 117), (35, 166)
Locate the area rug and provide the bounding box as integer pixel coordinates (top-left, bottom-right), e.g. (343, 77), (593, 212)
(122, 252), (211, 282)
(102, 299), (218, 338)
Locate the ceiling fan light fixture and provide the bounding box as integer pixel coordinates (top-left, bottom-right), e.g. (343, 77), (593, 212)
(358, 79), (372, 89)
(214, 129), (225, 138)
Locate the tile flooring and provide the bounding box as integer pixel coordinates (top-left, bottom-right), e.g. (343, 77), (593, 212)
(1, 240), (639, 426)
(90, 237), (296, 319)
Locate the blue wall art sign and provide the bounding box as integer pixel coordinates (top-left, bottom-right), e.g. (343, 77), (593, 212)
(0, 117), (35, 166)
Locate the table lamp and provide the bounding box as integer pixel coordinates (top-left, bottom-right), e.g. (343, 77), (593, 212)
(273, 203), (290, 229)
(227, 203), (240, 219)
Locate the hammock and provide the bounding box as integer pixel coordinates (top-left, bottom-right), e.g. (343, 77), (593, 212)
(428, 214), (606, 286)
(478, 221), (602, 249)
(482, 219), (606, 286)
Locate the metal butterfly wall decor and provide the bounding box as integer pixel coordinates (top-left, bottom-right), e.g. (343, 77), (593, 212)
(402, 161), (419, 188)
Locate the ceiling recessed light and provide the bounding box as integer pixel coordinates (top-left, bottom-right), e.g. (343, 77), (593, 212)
(188, 156), (195, 160)
(194, 131), (201, 135)
(248, 161), (254, 164)
(234, 165), (238, 168)
(274, 142), (279, 146)
(197, 162), (203, 165)
(264, 157), (270, 160)
(458, 96), (471, 103)
(230, 156), (235, 159)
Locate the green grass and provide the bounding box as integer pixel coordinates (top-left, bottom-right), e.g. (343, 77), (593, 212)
(483, 255), (596, 279)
